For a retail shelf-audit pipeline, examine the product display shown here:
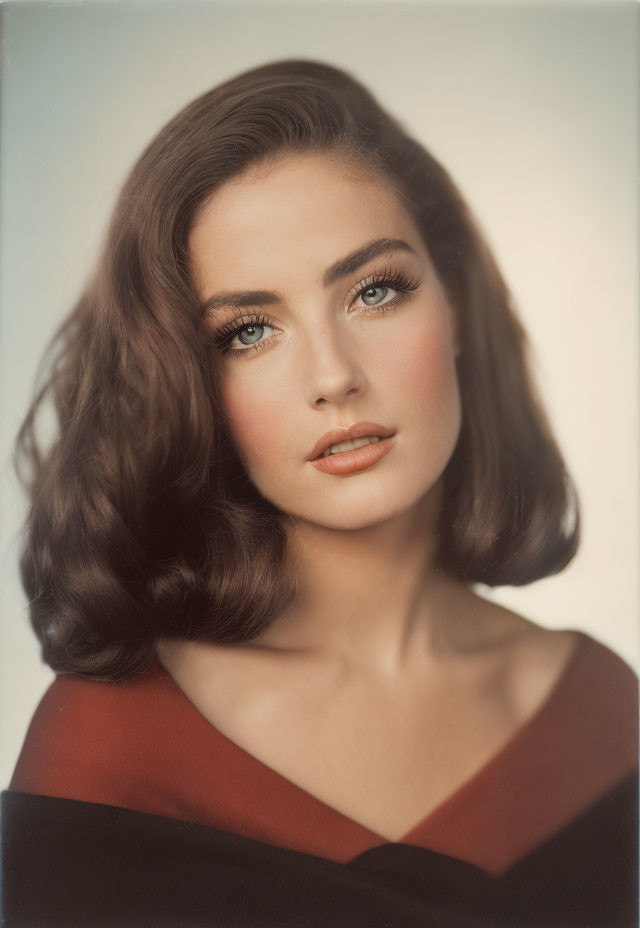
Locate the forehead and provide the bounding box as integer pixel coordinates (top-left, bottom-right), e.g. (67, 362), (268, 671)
(188, 154), (425, 285)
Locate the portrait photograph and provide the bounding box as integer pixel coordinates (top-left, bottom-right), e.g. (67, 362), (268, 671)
(0, 1), (637, 925)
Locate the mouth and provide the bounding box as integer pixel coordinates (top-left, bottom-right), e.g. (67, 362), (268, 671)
(309, 432), (397, 475)
(317, 435), (385, 458)
(307, 421), (396, 462)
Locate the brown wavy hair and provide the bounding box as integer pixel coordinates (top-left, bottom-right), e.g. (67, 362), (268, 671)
(15, 59), (579, 680)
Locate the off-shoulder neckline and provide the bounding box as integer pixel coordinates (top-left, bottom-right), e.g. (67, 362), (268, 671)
(149, 628), (590, 846)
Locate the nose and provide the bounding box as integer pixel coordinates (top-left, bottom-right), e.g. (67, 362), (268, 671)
(302, 321), (367, 409)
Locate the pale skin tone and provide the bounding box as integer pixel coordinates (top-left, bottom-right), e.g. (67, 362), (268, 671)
(158, 154), (578, 842)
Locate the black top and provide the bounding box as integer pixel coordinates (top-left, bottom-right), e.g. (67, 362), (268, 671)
(2, 770), (638, 927)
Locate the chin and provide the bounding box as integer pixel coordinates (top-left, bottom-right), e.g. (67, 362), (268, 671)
(282, 486), (440, 533)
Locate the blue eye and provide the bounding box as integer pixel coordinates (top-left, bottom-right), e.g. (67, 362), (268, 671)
(351, 268), (421, 313)
(236, 323), (266, 346)
(210, 267), (422, 359)
(359, 284), (396, 307)
(213, 314), (276, 355)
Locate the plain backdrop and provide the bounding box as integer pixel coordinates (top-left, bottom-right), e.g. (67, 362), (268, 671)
(1, 0), (638, 789)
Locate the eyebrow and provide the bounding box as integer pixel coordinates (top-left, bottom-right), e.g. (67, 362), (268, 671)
(200, 237), (417, 316)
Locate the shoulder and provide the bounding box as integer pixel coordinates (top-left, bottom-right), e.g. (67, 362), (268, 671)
(465, 604), (638, 855)
(470, 589), (636, 690)
(494, 612), (638, 775)
(462, 592), (637, 743)
(10, 664), (173, 804)
(551, 629), (638, 740)
(509, 623), (637, 724)
(517, 626), (635, 712)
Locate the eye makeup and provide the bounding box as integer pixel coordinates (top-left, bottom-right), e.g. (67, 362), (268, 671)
(213, 312), (275, 356)
(209, 265), (424, 358)
(345, 266), (423, 312)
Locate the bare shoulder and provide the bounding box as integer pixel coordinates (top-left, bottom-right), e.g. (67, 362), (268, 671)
(463, 590), (582, 721)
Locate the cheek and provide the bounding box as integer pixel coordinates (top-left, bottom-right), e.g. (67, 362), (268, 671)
(388, 317), (459, 413)
(218, 373), (291, 469)
(386, 315), (462, 465)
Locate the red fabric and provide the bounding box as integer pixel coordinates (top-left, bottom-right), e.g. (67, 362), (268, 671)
(10, 631), (638, 875)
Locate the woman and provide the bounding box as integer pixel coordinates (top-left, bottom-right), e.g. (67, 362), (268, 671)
(3, 59), (637, 927)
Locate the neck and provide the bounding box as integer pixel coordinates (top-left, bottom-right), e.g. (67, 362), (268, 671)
(256, 488), (473, 676)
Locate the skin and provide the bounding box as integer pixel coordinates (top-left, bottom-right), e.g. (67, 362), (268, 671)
(158, 154), (578, 841)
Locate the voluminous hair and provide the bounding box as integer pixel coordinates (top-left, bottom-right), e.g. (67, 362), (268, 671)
(15, 59), (579, 680)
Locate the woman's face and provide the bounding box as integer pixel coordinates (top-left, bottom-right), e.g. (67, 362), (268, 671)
(189, 154), (462, 531)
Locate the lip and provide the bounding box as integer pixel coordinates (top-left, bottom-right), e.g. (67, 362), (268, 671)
(307, 421), (396, 461)
(310, 434), (397, 475)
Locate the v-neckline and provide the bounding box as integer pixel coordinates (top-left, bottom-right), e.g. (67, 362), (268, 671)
(152, 630), (587, 846)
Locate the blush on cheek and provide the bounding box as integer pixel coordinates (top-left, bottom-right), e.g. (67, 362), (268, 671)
(395, 326), (455, 394)
(219, 379), (288, 472)
(394, 327), (461, 441)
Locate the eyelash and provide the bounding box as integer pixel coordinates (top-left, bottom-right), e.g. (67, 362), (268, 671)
(211, 267), (422, 359)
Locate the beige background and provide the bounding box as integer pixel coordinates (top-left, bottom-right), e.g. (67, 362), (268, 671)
(1, 0), (638, 788)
